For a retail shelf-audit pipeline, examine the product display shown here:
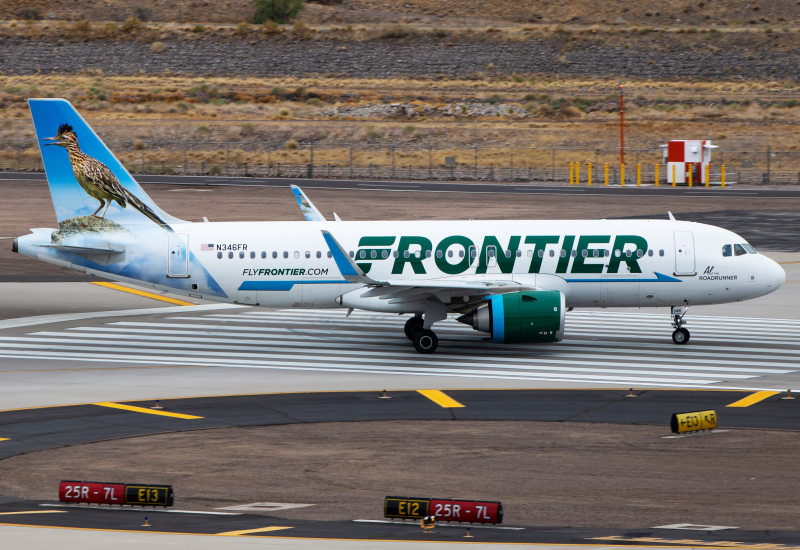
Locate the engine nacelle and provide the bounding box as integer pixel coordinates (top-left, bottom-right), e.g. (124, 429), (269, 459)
(456, 291), (565, 343)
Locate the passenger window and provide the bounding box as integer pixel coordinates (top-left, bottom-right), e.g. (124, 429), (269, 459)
(327, 251), (332, 258)
(239, 251), (245, 259)
(228, 251), (233, 259)
(625, 250), (632, 258)
(272, 251), (277, 259)
(283, 251), (289, 259)
(637, 250), (643, 258)
(359, 250), (366, 259)
(261, 251), (266, 259)
(471, 249), (477, 258)
(592, 249), (598, 258)
(448, 250), (453, 258)
(458, 250), (464, 258)
(648, 249), (653, 257)
(538, 249), (544, 258)
(659, 249), (664, 257)
(527, 250), (533, 258)
(581, 250), (588, 258)
(436, 250), (443, 258)
(604, 249), (610, 257)
(217, 251), (222, 259)
(426, 250), (431, 258)
(488, 249), (495, 258)
(722, 244), (732, 257)
(316, 251), (322, 258)
(614, 249), (621, 257)
(382, 250), (388, 259)
(305, 251), (311, 259)
(516, 250), (522, 257)
(250, 251), (255, 259)
(550, 249), (555, 257)
(349, 251), (354, 258)
(743, 243), (757, 254)
(415, 251), (421, 258)
(571, 250), (577, 258)
(294, 251), (300, 259)
(393, 250), (399, 258)
(560, 249), (566, 258)
(734, 244), (747, 256)
(404, 250), (410, 258)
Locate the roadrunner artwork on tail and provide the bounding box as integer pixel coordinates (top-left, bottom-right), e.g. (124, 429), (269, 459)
(43, 122), (172, 231)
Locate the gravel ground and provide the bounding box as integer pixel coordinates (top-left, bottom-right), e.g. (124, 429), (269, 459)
(2, 421), (800, 529)
(1, 36), (800, 81)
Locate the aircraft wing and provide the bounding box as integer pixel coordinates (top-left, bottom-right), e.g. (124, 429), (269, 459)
(321, 229), (537, 303)
(291, 185), (326, 221)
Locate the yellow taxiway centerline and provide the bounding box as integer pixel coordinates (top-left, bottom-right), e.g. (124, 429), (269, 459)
(0, 438), (8, 442)
(417, 389), (465, 408)
(90, 282), (195, 306)
(94, 402), (203, 419)
(726, 390), (781, 408)
(217, 526), (294, 536)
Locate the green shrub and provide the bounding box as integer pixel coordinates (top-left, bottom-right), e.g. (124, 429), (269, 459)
(5, 86), (23, 94)
(241, 123), (256, 135)
(380, 24), (413, 39)
(121, 17), (143, 33)
(403, 124), (416, 134)
(191, 24), (205, 32)
(235, 22), (251, 37)
(74, 20), (92, 33)
(197, 125), (210, 132)
(512, 73), (523, 83)
(176, 102), (191, 110)
(294, 86), (306, 97)
(280, 108), (290, 116)
(271, 86), (286, 95)
(210, 165), (222, 175)
(306, 97), (323, 106)
(262, 21), (282, 34)
(286, 139), (299, 150)
(253, 0), (304, 25)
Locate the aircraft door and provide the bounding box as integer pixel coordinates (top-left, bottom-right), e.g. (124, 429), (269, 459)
(167, 233), (189, 277)
(673, 231), (696, 275)
(486, 246), (498, 267)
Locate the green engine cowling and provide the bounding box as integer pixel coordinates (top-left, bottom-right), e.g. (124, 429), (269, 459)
(456, 291), (565, 343)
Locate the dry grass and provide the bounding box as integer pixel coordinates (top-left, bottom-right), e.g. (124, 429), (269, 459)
(2, 73), (800, 171)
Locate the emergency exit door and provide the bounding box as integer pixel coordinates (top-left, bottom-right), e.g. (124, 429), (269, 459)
(168, 233), (189, 277)
(673, 231), (696, 275)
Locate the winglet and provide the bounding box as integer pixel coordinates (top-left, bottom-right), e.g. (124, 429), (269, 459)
(320, 230), (382, 285)
(291, 185), (326, 222)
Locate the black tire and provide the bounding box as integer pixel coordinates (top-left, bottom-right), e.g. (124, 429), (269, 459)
(672, 327), (690, 345)
(413, 329), (438, 354)
(404, 316), (424, 340)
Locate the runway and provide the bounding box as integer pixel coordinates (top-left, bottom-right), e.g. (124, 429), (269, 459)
(3, 306), (800, 410)
(3, 170), (798, 198)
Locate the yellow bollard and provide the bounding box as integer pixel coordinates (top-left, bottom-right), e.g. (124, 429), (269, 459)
(705, 164), (710, 187)
(688, 166), (693, 187)
(569, 162), (574, 185)
(636, 163), (641, 187)
(621, 163), (625, 186)
(655, 164), (659, 187)
(672, 164), (676, 187)
(721, 165), (726, 188)
(576, 161), (580, 185)
(604, 163), (609, 186)
(587, 163), (592, 186)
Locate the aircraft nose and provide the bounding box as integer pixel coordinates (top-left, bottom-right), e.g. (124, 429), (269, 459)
(764, 256), (785, 291)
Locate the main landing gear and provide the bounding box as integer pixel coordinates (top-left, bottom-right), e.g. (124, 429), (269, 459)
(671, 305), (690, 345)
(404, 316), (439, 354)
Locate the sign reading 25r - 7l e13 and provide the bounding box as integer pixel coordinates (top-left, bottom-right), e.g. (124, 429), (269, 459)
(355, 235), (649, 275)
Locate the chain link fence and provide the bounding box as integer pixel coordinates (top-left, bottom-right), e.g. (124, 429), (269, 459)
(0, 139), (794, 185)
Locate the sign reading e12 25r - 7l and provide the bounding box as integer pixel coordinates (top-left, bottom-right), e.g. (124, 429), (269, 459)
(59, 480), (174, 507)
(384, 496), (502, 524)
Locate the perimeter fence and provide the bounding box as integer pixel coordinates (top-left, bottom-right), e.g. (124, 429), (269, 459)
(4, 139), (800, 185)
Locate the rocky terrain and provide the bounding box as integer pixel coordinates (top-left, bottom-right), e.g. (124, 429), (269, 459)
(1, 32), (800, 81)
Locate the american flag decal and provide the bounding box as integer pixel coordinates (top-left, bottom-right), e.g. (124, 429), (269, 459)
(201, 243), (214, 251)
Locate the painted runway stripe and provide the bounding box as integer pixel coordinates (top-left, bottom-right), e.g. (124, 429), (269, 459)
(726, 390), (781, 407)
(217, 526), (294, 536)
(418, 390), (465, 408)
(8, 337), (795, 374)
(94, 402), (203, 419)
(0, 343), (749, 379)
(90, 282), (196, 306)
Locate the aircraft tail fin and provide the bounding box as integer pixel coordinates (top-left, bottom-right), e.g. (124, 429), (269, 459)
(28, 98), (186, 230)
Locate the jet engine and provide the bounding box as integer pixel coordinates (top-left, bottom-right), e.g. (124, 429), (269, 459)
(456, 291), (565, 343)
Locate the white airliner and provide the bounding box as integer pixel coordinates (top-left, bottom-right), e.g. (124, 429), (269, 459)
(14, 99), (785, 353)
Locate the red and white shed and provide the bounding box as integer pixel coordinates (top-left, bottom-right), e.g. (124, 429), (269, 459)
(659, 140), (718, 184)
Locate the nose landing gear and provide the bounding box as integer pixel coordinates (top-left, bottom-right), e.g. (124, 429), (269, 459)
(671, 305), (690, 345)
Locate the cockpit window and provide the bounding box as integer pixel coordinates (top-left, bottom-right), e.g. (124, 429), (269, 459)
(734, 244), (747, 256)
(742, 243), (757, 254)
(722, 244), (732, 257)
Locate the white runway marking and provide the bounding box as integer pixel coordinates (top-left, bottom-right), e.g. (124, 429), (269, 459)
(4, 309), (800, 390)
